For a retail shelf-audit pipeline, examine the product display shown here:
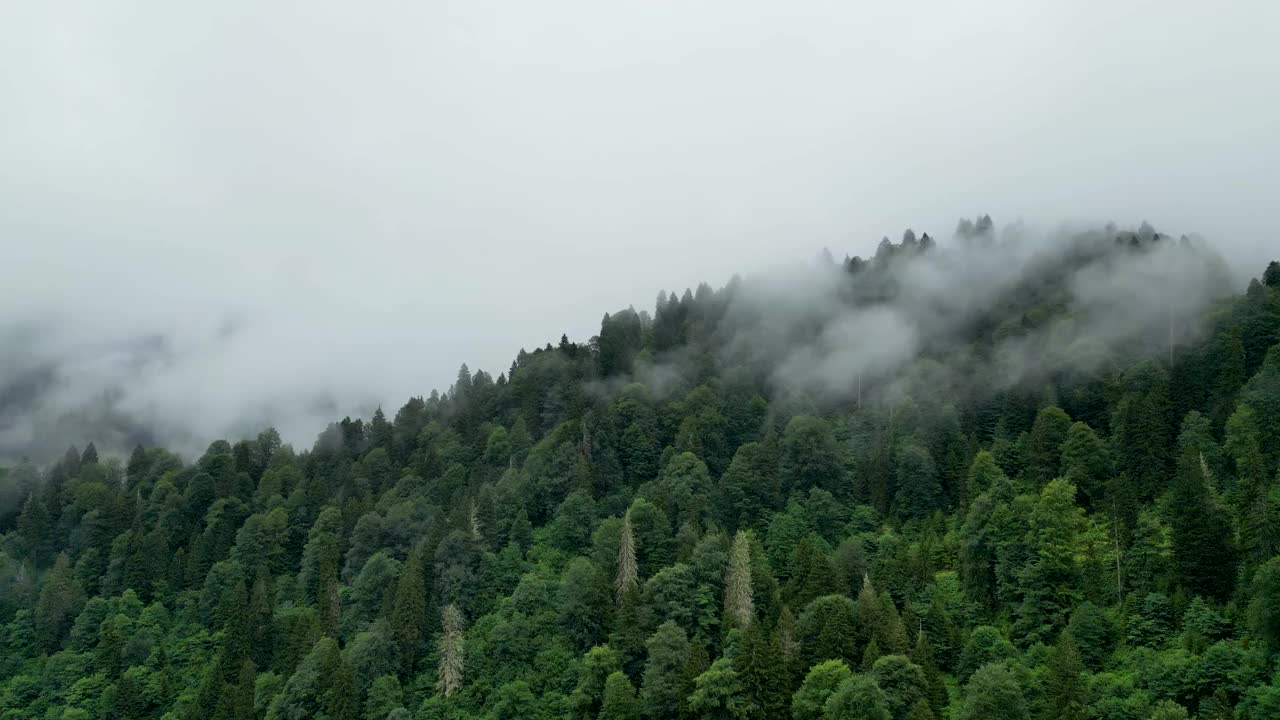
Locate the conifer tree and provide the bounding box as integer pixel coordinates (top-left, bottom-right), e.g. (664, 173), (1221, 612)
(1016, 479), (1084, 644)
(1042, 632), (1087, 720)
(299, 508), (342, 637)
(34, 553), (81, 652)
(733, 621), (785, 720)
(1026, 406), (1071, 488)
(390, 547), (426, 672)
(1170, 446), (1236, 599)
(641, 621), (692, 720)
(724, 530), (754, 629)
(617, 511), (639, 605)
(436, 604), (465, 697)
(686, 657), (748, 719)
(599, 671), (642, 720)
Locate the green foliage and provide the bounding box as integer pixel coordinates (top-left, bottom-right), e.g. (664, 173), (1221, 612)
(792, 660), (853, 720)
(4, 250), (1280, 720)
(641, 621), (691, 720)
(957, 662), (1027, 720)
(823, 674), (891, 720)
(869, 655), (928, 720)
(599, 671), (642, 720)
(799, 595), (858, 667)
(688, 658), (749, 720)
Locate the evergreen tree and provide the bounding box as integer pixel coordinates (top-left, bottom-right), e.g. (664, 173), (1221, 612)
(617, 511), (640, 604)
(1059, 421), (1110, 508)
(1015, 479), (1085, 644)
(641, 621), (692, 720)
(390, 547), (427, 672)
(965, 450), (1007, 502)
(1042, 632), (1087, 720)
(599, 671), (643, 720)
(299, 507), (343, 637)
(1169, 446), (1236, 599)
(733, 621), (786, 720)
(687, 658), (749, 720)
(724, 530), (754, 630)
(266, 637), (356, 720)
(436, 604), (465, 697)
(1248, 557), (1280, 654)
(1026, 407), (1071, 488)
(34, 553), (82, 652)
(799, 595), (859, 667)
(893, 443), (941, 520)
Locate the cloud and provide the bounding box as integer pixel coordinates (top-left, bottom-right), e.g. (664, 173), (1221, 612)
(1, 2), (1277, 461)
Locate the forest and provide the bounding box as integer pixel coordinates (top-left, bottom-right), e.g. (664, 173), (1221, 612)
(2, 220), (1280, 720)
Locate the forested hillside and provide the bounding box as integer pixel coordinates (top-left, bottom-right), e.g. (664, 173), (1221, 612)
(4, 221), (1280, 720)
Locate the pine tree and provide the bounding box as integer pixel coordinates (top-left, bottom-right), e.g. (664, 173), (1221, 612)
(1248, 557), (1280, 654)
(775, 606), (803, 688)
(854, 573), (883, 657)
(436, 604), (465, 697)
(509, 507), (533, 552)
(266, 637), (356, 720)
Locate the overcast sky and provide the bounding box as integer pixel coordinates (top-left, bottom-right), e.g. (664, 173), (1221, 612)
(2, 1), (1278, 457)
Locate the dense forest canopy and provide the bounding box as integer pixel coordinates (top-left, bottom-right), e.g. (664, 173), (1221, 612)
(3, 219), (1280, 720)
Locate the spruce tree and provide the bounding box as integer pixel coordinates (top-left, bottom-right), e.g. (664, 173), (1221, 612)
(599, 671), (642, 720)
(390, 547), (426, 673)
(436, 604), (465, 697)
(617, 511), (640, 604)
(1042, 632), (1087, 720)
(641, 621), (691, 720)
(1169, 446), (1236, 599)
(724, 530), (754, 630)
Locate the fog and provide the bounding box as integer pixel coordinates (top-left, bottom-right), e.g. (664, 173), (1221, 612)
(2, 1), (1278, 461)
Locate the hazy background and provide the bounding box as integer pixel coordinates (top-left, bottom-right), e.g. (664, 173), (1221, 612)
(2, 1), (1278, 460)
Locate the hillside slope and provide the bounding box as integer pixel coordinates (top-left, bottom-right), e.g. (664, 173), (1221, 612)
(2, 221), (1280, 720)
